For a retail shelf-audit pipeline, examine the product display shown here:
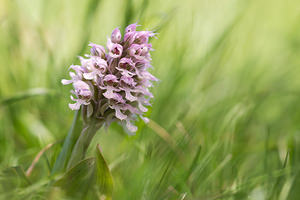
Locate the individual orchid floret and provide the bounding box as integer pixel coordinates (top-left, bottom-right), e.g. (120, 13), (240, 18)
(107, 38), (123, 58)
(116, 58), (136, 77)
(89, 43), (106, 58)
(128, 44), (151, 61)
(62, 23), (158, 133)
(111, 27), (122, 43)
(125, 23), (139, 33)
(69, 80), (93, 110)
(83, 57), (107, 81)
(134, 31), (156, 44)
(124, 24), (138, 44)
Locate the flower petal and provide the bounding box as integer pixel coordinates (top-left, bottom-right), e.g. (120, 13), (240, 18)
(83, 72), (95, 80)
(103, 86), (117, 99)
(69, 102), (81, 110)
(115, 107), (127, 120)
(138, 102), (148, 112)
(61, 79), (73, 85)
(126, 120), (137, 133)
(125, 89), (137, 102)
(140, 116), (149, 123)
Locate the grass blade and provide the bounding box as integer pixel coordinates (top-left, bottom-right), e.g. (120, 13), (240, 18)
(51, 110), (81, 175)
(0, 88), (54, 106)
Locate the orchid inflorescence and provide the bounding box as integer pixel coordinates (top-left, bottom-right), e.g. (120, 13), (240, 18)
(62, 24), (157, 133)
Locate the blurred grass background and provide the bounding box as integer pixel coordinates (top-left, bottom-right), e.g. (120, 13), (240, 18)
(1, 0), (300, 199)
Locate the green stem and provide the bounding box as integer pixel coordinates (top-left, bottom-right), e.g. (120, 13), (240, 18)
(51, 110), (80, 175)
(66, 119), (103, 170)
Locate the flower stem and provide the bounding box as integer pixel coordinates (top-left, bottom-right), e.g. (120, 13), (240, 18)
(66, 118), (103, 170)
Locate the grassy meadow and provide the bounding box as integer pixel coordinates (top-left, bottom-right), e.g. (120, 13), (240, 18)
(1, 0), (300, 199)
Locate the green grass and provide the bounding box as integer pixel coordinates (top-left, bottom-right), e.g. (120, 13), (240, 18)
(1, 0), (300, 199)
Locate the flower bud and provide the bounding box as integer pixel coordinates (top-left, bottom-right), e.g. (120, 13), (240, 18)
(111, 28), (122, 43)
(107, 39), (123, 58)
(89, 43), (106, 58)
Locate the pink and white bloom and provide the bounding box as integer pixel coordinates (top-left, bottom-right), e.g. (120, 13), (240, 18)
(62, 24), (157, 133)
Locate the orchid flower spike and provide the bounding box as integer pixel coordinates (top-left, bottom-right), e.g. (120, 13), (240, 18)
(62, 24), (158, 133)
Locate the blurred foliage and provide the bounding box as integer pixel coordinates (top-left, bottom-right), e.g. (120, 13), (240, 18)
(1, 0), (300, 199)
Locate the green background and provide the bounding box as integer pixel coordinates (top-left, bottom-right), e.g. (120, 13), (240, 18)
(1, 0), (300, 199)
